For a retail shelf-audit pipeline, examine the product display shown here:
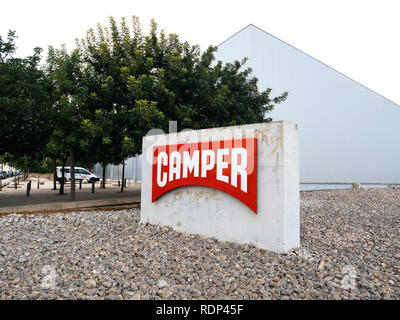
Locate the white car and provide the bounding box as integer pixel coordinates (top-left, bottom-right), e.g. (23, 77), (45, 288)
(56, 167), (100, 183)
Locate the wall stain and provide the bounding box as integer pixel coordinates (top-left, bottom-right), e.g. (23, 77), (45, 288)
(256, 123), (284, 159)
(163, 186), (221, 207)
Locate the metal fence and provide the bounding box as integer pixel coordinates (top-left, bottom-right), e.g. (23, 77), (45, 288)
(92, 155), (142, 183)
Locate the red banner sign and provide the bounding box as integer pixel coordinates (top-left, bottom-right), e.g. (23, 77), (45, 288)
(152, 138), (257, 213)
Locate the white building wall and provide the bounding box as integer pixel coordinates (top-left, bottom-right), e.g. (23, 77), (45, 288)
(215, 25), (400, 184)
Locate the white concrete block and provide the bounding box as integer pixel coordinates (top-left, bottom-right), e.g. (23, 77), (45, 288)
(141, 121), (299, 253)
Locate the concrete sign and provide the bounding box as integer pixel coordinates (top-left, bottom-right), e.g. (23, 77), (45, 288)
(141, 121), (299, 253)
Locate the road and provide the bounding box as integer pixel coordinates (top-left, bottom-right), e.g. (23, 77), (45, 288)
(0, 178), (141, 210)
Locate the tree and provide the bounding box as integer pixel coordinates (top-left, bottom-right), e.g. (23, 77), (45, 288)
(45, 138), (69, 193)
(77, 16), (287, 177)
(0, 31), (54, 158)
(45, 46), (98, 200)
(1, 18), (288, 198)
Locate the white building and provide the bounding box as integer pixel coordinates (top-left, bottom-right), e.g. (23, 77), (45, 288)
(215, 24), (400, 187)
(96, 24), (400, 188)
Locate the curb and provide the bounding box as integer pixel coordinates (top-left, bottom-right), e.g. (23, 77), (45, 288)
(0, 197), (141, 214)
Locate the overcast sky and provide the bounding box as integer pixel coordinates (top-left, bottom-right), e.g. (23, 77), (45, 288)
(2, 0), (399, 105)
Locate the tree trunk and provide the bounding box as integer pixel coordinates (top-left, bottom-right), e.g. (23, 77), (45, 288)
(52, 160), (57, 190)
(102, 162), (106, 188)
(70, 151), (75, 201)
(59, 159), (66, 195)
(120, 161), (125, 193)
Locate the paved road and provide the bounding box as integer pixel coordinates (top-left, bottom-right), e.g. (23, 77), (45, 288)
(0, 179), (141, 210)
(0, 176), (18, 189)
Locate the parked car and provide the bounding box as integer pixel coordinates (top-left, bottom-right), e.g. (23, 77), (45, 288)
(0, 170), (7, 179)
(7, 170), (14, 177)
(56, 167), (100, 183)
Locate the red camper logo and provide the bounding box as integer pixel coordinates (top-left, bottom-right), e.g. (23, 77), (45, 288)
(152, 138), (257, 213)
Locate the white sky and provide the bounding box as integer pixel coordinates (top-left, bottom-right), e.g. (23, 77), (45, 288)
(1, 0), (399, 105)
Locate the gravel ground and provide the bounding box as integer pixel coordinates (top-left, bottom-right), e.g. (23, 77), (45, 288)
(0, 188), (399, 300)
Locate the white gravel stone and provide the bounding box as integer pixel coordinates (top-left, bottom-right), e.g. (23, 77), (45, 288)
(0, 189), (399, 299)
(157, 280), (168, 289)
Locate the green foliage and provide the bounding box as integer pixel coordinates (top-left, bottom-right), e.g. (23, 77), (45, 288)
(0, 30), (17, 62)
(45, 46), (98, 158)
(1, 17), (288, 178)
(78, 16), (288, 159)
(0, 31), (54, 157)
(0, 152), (48, 173)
